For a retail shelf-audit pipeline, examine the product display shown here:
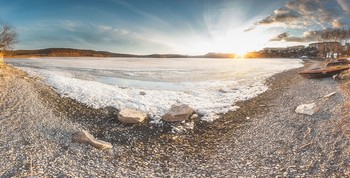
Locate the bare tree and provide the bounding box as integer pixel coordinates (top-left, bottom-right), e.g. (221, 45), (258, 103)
(320, 29), (330, 42)
(0, 19), (18, 51)
(322, 28), (350, 42)
(346, 27), (350, 43)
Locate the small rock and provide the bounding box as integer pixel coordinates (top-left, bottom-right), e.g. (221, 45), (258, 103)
(139, 91), (146, 95)
(184, 121), (195, 129)
(324, 92), (336, 98)
(295, 103), (318, 116)
(171, 126), (187, 133)
(190, 114), (199, 119)
(162, 104), (194, 122)
(218, 89), (227, 93)
(171, 122), (194, 133)
(118, 108), (147, 124)
(332, 74), (339, 80)
(72, 130), (112, 150)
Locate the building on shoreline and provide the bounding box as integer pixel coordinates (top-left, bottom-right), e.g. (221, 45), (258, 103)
(309, 42), (342, 58)
(261, 45), (307, 58)
(263, 45), (305, 54)
(261, 42), (350, 59)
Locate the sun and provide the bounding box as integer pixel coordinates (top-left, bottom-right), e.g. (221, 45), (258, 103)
(200, 29), (266, 58)
(234, 50), (248, 58)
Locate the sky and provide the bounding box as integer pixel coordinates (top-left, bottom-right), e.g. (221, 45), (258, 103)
(0, 0), (350, 55)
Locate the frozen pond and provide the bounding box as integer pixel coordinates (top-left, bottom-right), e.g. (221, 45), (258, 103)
(6, 57), (303, 121)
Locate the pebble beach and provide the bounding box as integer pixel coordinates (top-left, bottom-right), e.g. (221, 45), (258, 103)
(1, 61), (350, 177)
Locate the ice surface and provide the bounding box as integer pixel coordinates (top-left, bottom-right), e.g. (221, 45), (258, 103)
(6, 57), (303, 122)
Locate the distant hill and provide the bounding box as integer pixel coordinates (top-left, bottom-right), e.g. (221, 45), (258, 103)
(4, 48), (238, 58)
(4, 48), (138, 58)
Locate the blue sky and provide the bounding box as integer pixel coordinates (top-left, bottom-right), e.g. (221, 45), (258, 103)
(0, 0), (349, 55)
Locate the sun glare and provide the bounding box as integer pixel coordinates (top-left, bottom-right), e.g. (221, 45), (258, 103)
(171, 27), (271, 56)
(168, 7), (274, 56)
(235, 51), (247, 58)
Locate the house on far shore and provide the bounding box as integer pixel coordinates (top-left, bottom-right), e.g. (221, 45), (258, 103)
(286, 45), (305, 52)
(263, 45), (305, 54)
(263, 47), (287, 54)
(0, 44), (4, 62)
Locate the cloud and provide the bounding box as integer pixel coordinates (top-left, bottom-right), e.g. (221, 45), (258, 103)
(269, 30), (322, 42)
(60, 20), (77, 31)
(107, 0), (169, 27)
(332, 19), (344, 28)
(337, 0), (350, 15)
(285, 0), (322, 14)
(96, 25), (130, 36)
(270, 32), (289, 41)
(247, 0), (346, 30)
(256, 7), (300, 26)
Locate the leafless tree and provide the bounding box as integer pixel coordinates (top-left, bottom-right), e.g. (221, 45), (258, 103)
(320, 29), (330, 42)
(0, 19), (18, 51)
(319, 28), (350, 43)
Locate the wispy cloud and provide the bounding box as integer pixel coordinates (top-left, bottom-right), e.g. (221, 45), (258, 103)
(96, 25), (132, 37)
(106, 0), (170, 28)
(337, 0), (350, 15)
(60, 20), (77, 32)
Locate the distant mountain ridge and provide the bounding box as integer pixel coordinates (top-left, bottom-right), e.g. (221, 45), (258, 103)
(4, 48), (238, 58)
(5, 48), (137, 58)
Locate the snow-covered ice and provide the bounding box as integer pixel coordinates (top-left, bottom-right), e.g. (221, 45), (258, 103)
(6, 57), (303, 122)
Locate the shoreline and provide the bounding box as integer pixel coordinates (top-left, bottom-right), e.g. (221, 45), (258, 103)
(1, 61), (350, 176)
(5, 57), (303, 122)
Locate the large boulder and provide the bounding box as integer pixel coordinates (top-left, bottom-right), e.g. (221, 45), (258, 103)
(162, 104), (194, 122)
(72, 130), (112, 150)
(118, 108), (147, 124)
(295, 103), (318, 116)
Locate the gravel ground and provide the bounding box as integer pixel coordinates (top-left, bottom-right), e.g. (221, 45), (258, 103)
(0, 61), (350, 177)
